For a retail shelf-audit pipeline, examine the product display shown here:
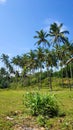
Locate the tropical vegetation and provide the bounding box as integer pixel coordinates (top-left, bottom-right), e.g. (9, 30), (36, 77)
(0, 22), (73, 130)
(0, 22), (73, 90)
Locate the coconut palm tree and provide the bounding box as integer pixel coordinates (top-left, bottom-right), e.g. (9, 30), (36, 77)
(49, 22), (69, 88)
(12, 55), (25, 83)
(12, 55), (23, 69)
(35, 47), (45, 88)
(27, 50), (37, 85)
(45, 49), (57, 90)
(12, 54), (30, 84)
(55, 42), (73, 89)
(49, 22), (69, 46)
(55, 45), (66, 87)
(34, 29), (50, 48)
(21, 53), (29, 74)
(65, 42), (73, 90)
(28, 50), (36, 74)
(66, 42), (73, 64)
(45, 49), (52, 90)
(1, 53), (14, 74)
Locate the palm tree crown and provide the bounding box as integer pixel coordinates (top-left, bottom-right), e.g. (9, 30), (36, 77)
(49, 22), (69, 46)
(34, 29), (49, 47)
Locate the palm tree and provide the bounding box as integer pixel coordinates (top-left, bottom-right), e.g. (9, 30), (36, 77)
(28, 50), (36, 74)
(27, 50), (37, 85)
(65, 42), (73, 90)
(12, 55), (23, 69)
(12, 55), (24, 83)
(45, 49), (52, 89)
(0, 67), (10, 89)
(35, 47), (45, 88)
(34, 29), (50, 48)
(12, 54), (30, 85)
(49, 22), (69, 46)
(66, 42), (73, 64)
(1, 54), (14, 74)
(0, 67), (8, 77)
(12, 54), (26, 77)
(49, 22), (69, 88)
(21, 53), (29, 74)
(55, 45), (66, 87)
(45, 49), (57, 90)
(55, 42), (73, 89)
(34, 29), (50, 88)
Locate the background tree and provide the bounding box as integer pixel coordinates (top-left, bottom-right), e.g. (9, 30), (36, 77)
(34, 29), (49, 48)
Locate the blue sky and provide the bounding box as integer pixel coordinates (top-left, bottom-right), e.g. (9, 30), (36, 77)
(0, 0), (73, 59)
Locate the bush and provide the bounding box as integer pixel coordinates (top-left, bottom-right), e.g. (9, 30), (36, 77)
(36, 115), (46, 126)
(0, 78), (10, 89)
(24, 92), (59, 117)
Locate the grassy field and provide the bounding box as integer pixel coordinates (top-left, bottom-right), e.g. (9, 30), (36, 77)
(0, 88), (73, 130)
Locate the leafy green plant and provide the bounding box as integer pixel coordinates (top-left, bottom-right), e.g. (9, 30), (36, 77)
(36, 115), (46, 127)
(24, 92), (59, 117)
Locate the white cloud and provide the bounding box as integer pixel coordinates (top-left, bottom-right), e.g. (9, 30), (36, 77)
(0, 0), (6, 4)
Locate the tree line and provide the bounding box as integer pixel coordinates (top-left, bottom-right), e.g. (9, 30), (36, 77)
(0, 22), (73, 89)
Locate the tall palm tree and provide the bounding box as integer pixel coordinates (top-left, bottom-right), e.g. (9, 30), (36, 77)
(65, 42), (73, 90)
(45, 49), (57, 90)
(12, 54), (26, 77)
(12, 54), (29, 85)
(49, 22), (69, 46)
(34, 29), (50, 88)
(35, 47), (45, 88)
(0, 67), (8, 77)
(55, 45), (66, 87)
(55, 43), (72, 89)
(34, 29), (50, 47)
(28, 50), (36, 74)
(49, 22), (69, 88)
(45, 49), (52, 89)
(1, 54), (9, 68)
(27, 50), (37, 85)
(66, 42), (73, 64)
(1, 54), (14, 74)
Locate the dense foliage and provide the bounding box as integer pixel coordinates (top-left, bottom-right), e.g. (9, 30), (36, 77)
(24, 92), (59, 117)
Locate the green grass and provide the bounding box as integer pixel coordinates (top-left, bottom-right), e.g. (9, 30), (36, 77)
(0, 90), (25, 114)
(0, 88), (73, 130)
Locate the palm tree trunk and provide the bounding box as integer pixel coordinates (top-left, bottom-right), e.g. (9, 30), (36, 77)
(49, 67), (52, 91)
(47, 67), (50, 88)
(37, 68), (41, 90)
(57, 61), (60, 87)
(67, 64), (71, 90)
(69, 63), (72, 90)
(40, 65), (42, 88)
(61, 64), (64, 87)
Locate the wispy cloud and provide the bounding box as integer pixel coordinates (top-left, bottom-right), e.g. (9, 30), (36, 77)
(0, 0), (6, 4)
(44, 18), (55, 25)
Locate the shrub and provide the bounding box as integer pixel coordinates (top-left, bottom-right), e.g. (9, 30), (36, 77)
(36, 115), (46, 127)
(24, 92), (59, 117)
